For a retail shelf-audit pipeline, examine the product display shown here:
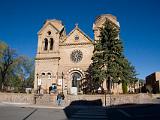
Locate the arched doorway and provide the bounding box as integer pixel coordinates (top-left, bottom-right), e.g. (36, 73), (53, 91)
(71, 72), (82, 95)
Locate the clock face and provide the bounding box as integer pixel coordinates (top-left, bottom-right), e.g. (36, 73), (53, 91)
(71, 50), (83, 63)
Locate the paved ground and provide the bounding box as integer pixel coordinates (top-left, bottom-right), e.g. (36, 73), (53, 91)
(64, 106), (108, 120)
(107, 104), (160, 120)
(1, 102), (160, 120)
(0, 103), (67, 120)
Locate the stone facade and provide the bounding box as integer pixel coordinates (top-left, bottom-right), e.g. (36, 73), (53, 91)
(34, 14), (122, 95)
(146, 72), (160, 93)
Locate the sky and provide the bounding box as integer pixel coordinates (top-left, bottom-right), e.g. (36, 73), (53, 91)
(0, 0), (160, 80)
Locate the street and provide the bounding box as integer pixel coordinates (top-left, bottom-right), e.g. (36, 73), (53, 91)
(0, 102), (160, 120)
(0, 103), (67, 120)
(107, 104), (160, 120)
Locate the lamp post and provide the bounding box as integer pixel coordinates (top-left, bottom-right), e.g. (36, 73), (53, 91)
(36, 73), (39, 94)
(109, 79), (112, 106)
(104, 89), (107, 106)
(139, 80), (142, 93)
(62, 72), (64, 93)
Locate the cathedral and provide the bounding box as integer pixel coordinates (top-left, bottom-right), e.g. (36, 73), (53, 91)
(34, 14), (121, 95)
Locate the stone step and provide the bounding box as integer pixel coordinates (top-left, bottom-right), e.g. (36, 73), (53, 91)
(76, 110), (106, 113)
(77, 109), (106, 111)
(71, 109), (108, 119)
(69, 119), (108, 120)
(71, 115), (108, 119)
(75, 112), (107, 116)
(69, 118), (108, 120)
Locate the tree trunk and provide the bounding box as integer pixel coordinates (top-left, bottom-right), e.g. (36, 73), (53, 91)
(1, 83), (4, 91)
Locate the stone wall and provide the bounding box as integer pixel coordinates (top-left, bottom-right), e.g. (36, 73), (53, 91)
(65, 93), (153, 106)
(35, 93), (154, 106)
(36, 94), (53, 104)
(0, 92), (34, 104)
(0, 92), (156, 106)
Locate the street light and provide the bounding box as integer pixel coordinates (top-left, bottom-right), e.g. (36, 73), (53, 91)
(139, 81), (142, 93)
(62, 72), (64, 93)
(104, 78), (111, 107)
(109, 79), (112, 106)
(36, 73), (39, 94)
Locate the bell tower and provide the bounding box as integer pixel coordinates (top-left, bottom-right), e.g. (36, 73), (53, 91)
(93, 14), (120, 41)
(34, 20), (66, 93)
(37, 19), (66, 54)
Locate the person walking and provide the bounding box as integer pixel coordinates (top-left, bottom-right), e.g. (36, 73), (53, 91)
(57, 92), (62, 106)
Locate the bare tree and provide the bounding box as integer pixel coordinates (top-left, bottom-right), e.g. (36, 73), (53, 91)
(0, 45), (16, 90)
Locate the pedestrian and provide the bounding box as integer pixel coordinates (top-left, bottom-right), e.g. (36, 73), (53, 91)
(38, 85), (41, 94)
(57, 92), (62, 106)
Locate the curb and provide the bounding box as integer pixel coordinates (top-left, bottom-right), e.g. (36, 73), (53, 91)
(0, 102), (65, 109)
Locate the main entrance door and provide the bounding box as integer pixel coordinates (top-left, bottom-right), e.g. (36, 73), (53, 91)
(71, 72), (82, 95)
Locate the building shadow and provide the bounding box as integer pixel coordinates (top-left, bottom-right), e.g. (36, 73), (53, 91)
(63, 99), (103, 119)
(108, 103), (160, 120)
(63, 98), (160, 120)
(69, 99), (102, 106)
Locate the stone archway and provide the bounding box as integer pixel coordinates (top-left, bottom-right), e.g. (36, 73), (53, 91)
(70, 71), (83, 95)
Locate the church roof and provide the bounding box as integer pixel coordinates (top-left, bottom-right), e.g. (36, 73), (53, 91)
(62, 24), (93, 43)
(38, 19), (64, 34)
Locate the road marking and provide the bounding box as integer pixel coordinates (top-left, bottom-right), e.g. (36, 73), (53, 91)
(117, 109), (131, 118)
(22, 109), (37, 120)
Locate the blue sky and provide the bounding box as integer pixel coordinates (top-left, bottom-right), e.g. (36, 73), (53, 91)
(0, 0), (160, 79)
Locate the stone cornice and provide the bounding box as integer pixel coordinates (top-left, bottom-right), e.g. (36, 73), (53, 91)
(60, 42), (93, 46)
(35, 57), (60, 60)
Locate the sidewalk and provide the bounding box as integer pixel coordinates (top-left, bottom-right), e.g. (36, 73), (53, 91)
(0, 102), (65, 109)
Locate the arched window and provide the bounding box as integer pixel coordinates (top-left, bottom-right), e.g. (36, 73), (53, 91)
(44, 38), (48, 51)
(50, 38), (54, 50)
(47, 31), (51, 35)
(42, 73), (45, 76)
(47, 72), (51, 79)
(47, 73), (51, 75)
